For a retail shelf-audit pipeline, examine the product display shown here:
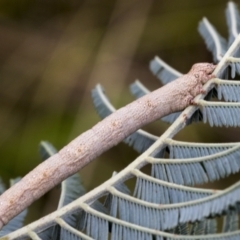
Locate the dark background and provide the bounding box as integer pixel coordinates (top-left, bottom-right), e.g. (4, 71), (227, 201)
(0, 0), (238, 224)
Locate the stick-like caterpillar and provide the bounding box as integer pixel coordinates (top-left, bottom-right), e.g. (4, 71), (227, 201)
(0, 63), (215, 228)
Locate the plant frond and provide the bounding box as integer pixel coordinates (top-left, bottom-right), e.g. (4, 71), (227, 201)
(39, 141), (57, 160)
(57, 169), (86, 211)
(198, 17), (227, 63)
(91, 84), (115, 119)
(132, 169), (219, 204)
(129, 80), (149, 99)
(81, 205), (240, 240)
(3, 184), (240, 239)
(226, 1), (240, 46)
(58, 174), (86, 209)
(149, 56), (182, 85)
(103, 172), (131, 214)
(124, 130), (157, 153)
(114, 174), (131, 195)
(160, 112), (183, 124)
(56, 217), (93, 240)
(105, 181), (240, 231)
(165, 138), (238, 159)
(37, 227), (56, 240)
(148, 145), (240, 184)
(199, 100), (240, 127)
(226, 57), (240, 77)
(82, 210), (157, 240)
(214, 78), (240, 102)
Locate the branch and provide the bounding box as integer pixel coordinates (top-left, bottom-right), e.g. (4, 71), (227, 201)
(0, 63), (216, 229)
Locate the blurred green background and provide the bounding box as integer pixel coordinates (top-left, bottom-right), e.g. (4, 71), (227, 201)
(0, 0), (239, 224)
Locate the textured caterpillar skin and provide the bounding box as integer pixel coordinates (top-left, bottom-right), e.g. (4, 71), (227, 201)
(0, 63), (215, 229)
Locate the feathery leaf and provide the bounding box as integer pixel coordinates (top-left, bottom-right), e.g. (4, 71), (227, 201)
(199, 100), (240, 127)
(165, 138), (238, 159)
(226, 1), (240, 46)
(106, 181), (240, 231)
(132, 169), (219, 204)
(149, 56), (182, 84)
(215, 78), (240, 102)
(149, 145), (240, 184)
(198, 17), (227, 62)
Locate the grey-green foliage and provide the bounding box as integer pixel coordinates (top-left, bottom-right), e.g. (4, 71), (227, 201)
(2, 1), (240, 239)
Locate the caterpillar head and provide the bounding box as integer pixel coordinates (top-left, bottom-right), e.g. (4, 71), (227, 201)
(189, 63), (216, 75)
